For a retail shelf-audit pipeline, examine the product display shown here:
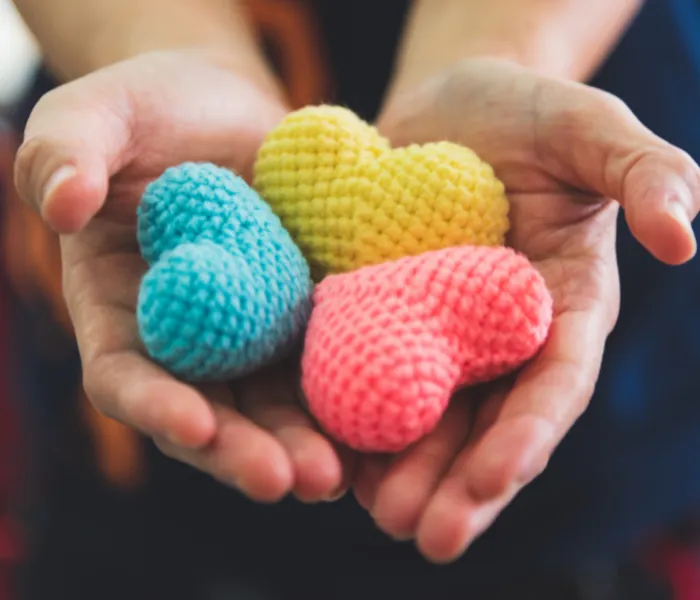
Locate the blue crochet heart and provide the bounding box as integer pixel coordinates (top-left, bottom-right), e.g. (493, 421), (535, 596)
(136, 162), (313, 381)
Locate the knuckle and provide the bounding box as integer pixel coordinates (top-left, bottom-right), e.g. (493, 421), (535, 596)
(635, 143), (695, 174)
(667, 147), (700, 182)
(589, 89), (631, 116)
(553, 87), (631, 133)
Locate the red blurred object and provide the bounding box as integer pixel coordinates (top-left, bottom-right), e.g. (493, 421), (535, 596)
(0, 126), (24, 599)
(646, 537), (700, 600)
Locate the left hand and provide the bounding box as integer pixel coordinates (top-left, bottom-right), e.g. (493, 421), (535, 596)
(14, 50), (353, 504)
(353, 58), (700, 562)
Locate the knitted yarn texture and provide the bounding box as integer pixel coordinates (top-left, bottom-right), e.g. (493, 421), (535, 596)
(254, 105), (510, 279)
(137, 162), (313, 381)
(254, 106), (553, 453)
(304, 245), (553, 452)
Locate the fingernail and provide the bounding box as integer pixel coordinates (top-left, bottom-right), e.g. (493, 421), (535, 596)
(382, 528), (413, 542)
(215, 474), (241, 491)
(469, 506), (497, 537)
(669, 199), (696, 237)
(42, 165), (76, 208)
(323, 485), (348, 502)
(668, 198), (698, 258)
(518, 450), (550, 486)
(668, 199), (693, 229)
(517, 435), (554, 486)
(166, 429), (185, 447)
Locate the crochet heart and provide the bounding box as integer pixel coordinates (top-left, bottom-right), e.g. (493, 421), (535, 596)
(302, 244), (553, 453)
(136, 163), (313, 381)
(254, 105), (510, 278)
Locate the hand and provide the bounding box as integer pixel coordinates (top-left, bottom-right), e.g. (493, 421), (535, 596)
(354, 58), (700, 561)
(14, 50), (353, 503)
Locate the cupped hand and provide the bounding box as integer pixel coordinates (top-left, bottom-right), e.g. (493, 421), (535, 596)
(354, 58), (700, 561)
(14, 50), (353, 503)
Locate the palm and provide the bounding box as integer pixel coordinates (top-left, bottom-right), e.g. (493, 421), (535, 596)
(452, 187), (619, 503)
(355, 57), (697, 562)
(21, 50), (351, 503)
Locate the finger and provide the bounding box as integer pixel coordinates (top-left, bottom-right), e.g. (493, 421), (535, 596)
(235, 368), (346, 503)
(412, 389), (513, 563)
(353, 455), (392, 511)
(468, 308), (609, 497)
(14, 81), (133, 233)
(64, 236), (216, 447)
(332, 443), (358, 501)
(154, 391), (294, 503)
(539, 83), (700, 265)
(83, 350), (216, 449)
(370, 396), (473, 541)
(416, 308), (608, 563)
(416, 483), (519, 565)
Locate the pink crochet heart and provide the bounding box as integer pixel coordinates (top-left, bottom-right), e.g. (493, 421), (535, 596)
(302, 245), (553, 453)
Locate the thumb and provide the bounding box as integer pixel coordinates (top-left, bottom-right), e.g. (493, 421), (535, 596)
(540, 83), (700, 265)
(620, 152), (698, 266)
(14, 81), (133, 233)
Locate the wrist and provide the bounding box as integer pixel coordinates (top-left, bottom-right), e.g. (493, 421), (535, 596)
(379, 56), (518, 131)
(84, 42), (286, 105)
(184, 47), (289, 108)
(384, 0), (642, 102)
(19, 0), (280, 90)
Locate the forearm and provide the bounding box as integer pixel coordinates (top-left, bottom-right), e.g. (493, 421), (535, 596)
(387, 0), (642, 96)
(12, 0), (276, 88)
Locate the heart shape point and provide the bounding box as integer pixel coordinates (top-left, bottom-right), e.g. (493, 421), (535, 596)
(137, 162), (312, 381)
(254, 105), (510, 278)
(302, 244), (553, 453)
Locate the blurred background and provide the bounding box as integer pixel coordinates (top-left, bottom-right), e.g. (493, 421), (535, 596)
(0, 0), (37, 108)
(2, 1), (700, 599)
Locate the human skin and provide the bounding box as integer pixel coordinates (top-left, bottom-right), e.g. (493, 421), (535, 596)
(11, 0), (355, 504)
(354, 0), (699, 563)
(13, 0), (699, 564)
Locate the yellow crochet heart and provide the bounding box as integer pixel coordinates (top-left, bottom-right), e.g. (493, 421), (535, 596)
(253, 105), (509, 277)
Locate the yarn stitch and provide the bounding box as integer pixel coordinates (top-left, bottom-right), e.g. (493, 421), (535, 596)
(303, 245), (553, 452)
(253, 106), (553, 453)
(254, 105), (510, 279)
(137, 162), (313, 381)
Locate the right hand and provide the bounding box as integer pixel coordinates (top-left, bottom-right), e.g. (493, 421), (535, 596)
(14, 50), (354, 503)
(355, 57), (700, 561)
